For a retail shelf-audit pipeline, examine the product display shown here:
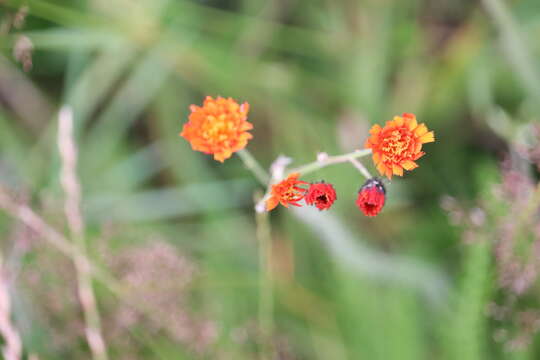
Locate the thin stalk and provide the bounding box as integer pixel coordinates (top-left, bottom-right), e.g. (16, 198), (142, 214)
(58, 107), (108, 360)
(237, 149), (270, 186)
(255, 195), (274, 359)
(0, 188), (120, 291)
(0, 252), (22, 360)
(349, 158), (372, 179)
(0, 185), (194, 352)
(288, 149), (372, 176)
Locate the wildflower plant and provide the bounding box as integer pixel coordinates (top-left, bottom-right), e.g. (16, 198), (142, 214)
(180, 97), (436, 217)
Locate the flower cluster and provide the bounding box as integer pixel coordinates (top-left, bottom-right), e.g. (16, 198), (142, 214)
(180, 97), (435, 217)
(264, 176), (338, 211)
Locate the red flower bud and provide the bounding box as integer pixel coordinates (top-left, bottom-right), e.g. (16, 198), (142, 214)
(305, 181), (337, 211)
(356, 178), (386, 217)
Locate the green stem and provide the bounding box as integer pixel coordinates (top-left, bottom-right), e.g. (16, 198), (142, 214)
(288, 149), (372, 176)
(349, 157), (372, 179)
(255, 195), (274, 359)
(237, 149), (270, 186)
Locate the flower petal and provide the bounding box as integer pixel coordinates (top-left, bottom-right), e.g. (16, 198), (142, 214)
(407, 117), (418, 131)
(377, 162), (387, 176)
(372, 152), (381, 164)
(214, 153), (226, 162)
(414, 124), (428, 137)
(413, 151), (425, 160)
(369, 124), (382, 135)
(401, 160), (418, 170)
(402, 112), (415, 120)
(419, 131), (435, 143)
(266, 197), (279, 211)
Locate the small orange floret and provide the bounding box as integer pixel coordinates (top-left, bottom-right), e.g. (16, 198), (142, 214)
(364, 113), (435, 179)
(266, 173), (308, 211)
(180, 96), (253, 162)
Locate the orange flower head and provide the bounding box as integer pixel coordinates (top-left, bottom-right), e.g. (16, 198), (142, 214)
(364, 113), (435, 179)
(266, 173), (308, 211)
(180, 96), (253, 162)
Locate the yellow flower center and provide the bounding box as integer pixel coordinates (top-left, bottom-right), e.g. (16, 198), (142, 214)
(381, 129), (413, 161)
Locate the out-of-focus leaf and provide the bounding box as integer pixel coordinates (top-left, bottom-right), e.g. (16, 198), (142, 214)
(82, 41), (174, 175)
(293, 206), (450, 306)
(443, 240), (492, 360)
(96, 142), (168, 193)
(84, 179), (252, 223)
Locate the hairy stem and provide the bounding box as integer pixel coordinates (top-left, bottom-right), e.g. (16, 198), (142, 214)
(255, 195), (274, 359)
(237, 149), (270, 185)
(349, 158), (372, 179)
(288, 149), (372, 176)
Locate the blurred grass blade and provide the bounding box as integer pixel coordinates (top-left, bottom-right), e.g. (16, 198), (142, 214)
(0, 55), (53, 133)
(84, 180), (252, 223)
(63, 41), (136, 130)
(96, 142), (168, 193)
(292, 206), (450, 306)
(25, 28), (125, 51)
(83, 42), (174, 174)
(444, 240), (491, 360)
(482, 0), (540, 102)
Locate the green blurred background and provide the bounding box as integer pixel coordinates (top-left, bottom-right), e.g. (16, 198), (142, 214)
(1, 0), (540, 359)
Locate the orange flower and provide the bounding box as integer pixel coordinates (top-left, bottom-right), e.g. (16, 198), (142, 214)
(266, 173), (308, 211)
(364, 113), (435, 179)
(180, 96), (253, 162)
